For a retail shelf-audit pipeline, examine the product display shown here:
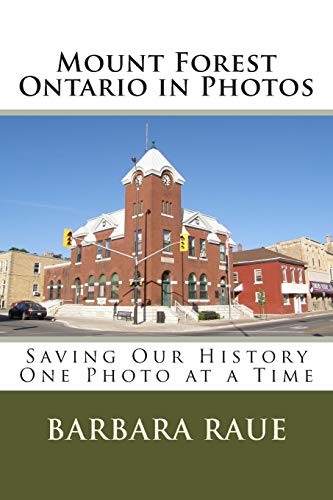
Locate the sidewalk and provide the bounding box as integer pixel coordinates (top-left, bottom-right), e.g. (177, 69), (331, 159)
(55, 310), (333, 333)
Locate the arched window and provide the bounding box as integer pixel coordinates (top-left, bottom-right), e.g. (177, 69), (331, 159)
(49, 280), (54, 300)
(111, 273), (119, 300)
(87, 275), (94, 300)
(199, 274), (208, 300)
(98, 274), (106, 298)
(56, 280), (62, 299)
(188, 273), (197, 300)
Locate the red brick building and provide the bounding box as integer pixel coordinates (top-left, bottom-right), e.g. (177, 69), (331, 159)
(44, 146), (235, 309)
(233, 248), (308, 315)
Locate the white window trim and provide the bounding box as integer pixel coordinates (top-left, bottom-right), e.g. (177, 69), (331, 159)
(255, 291), (265, 303)
(161, 213), (174, 218)
(283, 294), (290, 305)
(254, 269), (263, 284)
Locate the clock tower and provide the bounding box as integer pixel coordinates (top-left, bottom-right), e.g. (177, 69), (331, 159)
(121, 144), (186, 306)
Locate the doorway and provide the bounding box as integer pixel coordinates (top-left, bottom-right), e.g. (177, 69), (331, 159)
(220, 277), (227, 305)
(294, 295), (301, 314)
(161, 271), (171, 307)
(74, 278), (81, 304)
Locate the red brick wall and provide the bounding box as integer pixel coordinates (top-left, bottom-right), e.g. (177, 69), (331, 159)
(234, 260), (307, 314)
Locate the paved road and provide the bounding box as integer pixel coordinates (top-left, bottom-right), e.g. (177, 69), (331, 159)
(195, 313), (333, 337)
(0, 312), (333, 337)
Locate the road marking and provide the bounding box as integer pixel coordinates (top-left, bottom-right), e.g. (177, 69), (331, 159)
(290, 326), (308, 329)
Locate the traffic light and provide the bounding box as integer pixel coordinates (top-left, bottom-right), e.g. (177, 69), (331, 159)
(129, 279), (143, 287)
(179, 233), (189, 252)
(63, 229), (73, 248)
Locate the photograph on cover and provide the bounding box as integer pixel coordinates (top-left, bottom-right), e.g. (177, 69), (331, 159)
(0, 115), (332, 337)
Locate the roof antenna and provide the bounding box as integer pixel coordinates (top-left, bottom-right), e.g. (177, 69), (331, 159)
(145, 123), (149, 152)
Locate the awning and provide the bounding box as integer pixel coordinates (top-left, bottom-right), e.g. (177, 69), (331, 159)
(233, 283), (243, 293)
(310, 281), (333, 296)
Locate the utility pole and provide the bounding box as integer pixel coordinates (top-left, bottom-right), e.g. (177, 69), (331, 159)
(132, 156), (140, 325)
(226, 236), (232, 321)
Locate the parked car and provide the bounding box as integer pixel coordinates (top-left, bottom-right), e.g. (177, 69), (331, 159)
(8, 301), (47, 320)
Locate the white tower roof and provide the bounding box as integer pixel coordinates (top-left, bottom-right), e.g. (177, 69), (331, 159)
(121, 146), (186, 185)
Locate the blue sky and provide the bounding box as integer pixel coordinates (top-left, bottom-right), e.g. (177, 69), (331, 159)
(0, 115), (332, 257)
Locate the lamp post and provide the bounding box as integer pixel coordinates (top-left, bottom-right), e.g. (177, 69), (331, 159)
(132, 156), (140, 325)
(226, 236), (232, 321)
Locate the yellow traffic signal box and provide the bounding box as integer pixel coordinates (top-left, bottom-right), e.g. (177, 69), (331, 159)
(63, 229), (73, 248)
(179, 233), (189, 252)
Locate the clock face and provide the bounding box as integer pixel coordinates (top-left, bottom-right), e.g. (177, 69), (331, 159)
(162, 173), (171, 186)
(135, 174), (143, 186)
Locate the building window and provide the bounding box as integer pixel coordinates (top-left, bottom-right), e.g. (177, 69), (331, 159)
(34, 262), (40, 275)
(49, 281), (54, 300)
(188, 273), (197, 300)
(219, 243), (226, 261)
(96, 241), (103, 259)
(282, 267), (287, 282)
(233, 272), (239, 283)
(283, 294), (290, 305)
(111, 273), (119, 300)
(0, 262), (2, 272)
(199, 239), (207, 259)
(162, 201), (173, 216)
(98, 274), (106, 298)
(134, 229), (142, 254)
(255, 290), (266, 303)
(104, 239), (111, 258)
(189, 237), (195, 257)
(300, 295), (306, 305)
(32, 283), (39, 293)
(312, 257), (315, 266)
(0, 279), (5, 295)
(290, 268), (295, 283)
(318, 259), (321, 267)
(330, 267), (333, 281)
(254, 269), (263, 283)
(87, 275), (94, 300)
(163, 230), (172, 252)
(76, 245), (82, 263)
(56, 280), (62, 299)
(199, 274), (208, 299)
(3, 261), (8, 272)
(298, 269), (303, 283)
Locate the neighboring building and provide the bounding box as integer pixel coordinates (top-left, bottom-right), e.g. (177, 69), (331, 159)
(0, 250), (68, 308)
(267, 236), (333, 311)
(233, 247), (308, 315)
(44, 146), (235, 309)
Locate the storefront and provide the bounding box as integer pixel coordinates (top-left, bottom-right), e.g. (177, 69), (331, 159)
(310, 281), (333, 310)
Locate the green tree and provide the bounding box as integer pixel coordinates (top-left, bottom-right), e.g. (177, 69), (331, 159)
(257, 289), (267, 318)
(8, 247), (29, 253)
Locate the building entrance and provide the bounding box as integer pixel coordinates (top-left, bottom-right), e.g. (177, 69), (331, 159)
(220, 278), (227, 305)
(161, 271), (171, 307)
(74, 278), (81, 304)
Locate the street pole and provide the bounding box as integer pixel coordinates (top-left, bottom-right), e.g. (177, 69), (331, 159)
(132, 156), (140, 325)
(226, 236), (232, 321)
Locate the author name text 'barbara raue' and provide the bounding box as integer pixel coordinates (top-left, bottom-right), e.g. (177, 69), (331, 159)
(48, 416), (286, 442)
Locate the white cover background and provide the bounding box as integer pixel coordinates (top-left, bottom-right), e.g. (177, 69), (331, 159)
(0, 0), (332, 110)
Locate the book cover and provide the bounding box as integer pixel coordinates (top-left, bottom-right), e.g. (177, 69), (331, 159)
(0, 2), (332, 498)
